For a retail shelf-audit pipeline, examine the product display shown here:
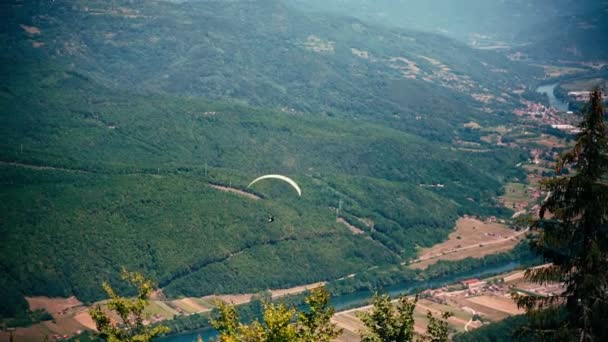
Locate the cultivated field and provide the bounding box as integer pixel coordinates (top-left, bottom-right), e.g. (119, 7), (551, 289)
(333, 264), (561, 341)
(25, 297), (83, 318)
(1, 281), (326, 341)
(1, 298), (91, 342)
(169, 298), (212, 314)
(269, 282), (326, 299)
(467, 295), (523, 315)
(408, 217), (524, 269)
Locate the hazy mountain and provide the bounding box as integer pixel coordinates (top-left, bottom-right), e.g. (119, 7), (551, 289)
(515, 6), (608, 62)
(287, 0), (607, 61)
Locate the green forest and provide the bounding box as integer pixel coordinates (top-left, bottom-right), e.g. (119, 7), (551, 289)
(0, 59), (525, 315)
(0, 0), (561, 322)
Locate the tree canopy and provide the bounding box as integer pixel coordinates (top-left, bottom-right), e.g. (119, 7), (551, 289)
(211, 286), (341, 342)
(89, 270), (170, 342)
(357, 293), (452, 342)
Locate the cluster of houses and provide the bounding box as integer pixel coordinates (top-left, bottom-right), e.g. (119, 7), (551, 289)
(513, 100), (578, 130)
(459, 278), (509, 297)
(419, 277), (510, 302)
(513, 100), (558, 119)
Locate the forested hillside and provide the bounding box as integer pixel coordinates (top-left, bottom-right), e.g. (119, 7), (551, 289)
(4, 0), (541, 132)
(0, 59), (524, 313)
(453, 315), (537, 342)
(1, 0), (533, 318)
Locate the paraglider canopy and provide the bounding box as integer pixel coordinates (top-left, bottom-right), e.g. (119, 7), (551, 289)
(247, 174), (302, 196)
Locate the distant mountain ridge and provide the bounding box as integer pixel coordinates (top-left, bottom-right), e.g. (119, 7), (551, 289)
(515, 6), (608, 62)
(287, 0), (607, 62)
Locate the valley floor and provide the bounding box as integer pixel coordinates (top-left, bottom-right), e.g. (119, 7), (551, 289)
(332, 264), (560, 341)
(0, 282), (326, 342)
(0, 214), (529, 342)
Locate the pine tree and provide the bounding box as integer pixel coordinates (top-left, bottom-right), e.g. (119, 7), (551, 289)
(516, 88), (608, 341)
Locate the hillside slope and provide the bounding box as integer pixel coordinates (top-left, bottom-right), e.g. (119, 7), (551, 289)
(5, 0), (541, 136)
(514, 6), (608, 62)
(0, 0), (530, 317)
(0, 58), (525, 315)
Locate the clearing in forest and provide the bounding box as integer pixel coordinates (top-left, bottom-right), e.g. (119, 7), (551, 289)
(25, 296), (83, 317)
(408, 217), (524, 269)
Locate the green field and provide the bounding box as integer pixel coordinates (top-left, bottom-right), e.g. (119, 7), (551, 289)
(502, 182), (529, 204)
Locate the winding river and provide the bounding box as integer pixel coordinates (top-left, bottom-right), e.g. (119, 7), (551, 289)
(536, 83), (569, 112)
(157, 260), (522, 341)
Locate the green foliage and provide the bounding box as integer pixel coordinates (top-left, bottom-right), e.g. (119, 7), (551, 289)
(516, 88), (608, 340)
(89, 270), (170, 342)
(296, 287), (342, 342)
(1, 309), (53, 328)
(329, 241), (539, 296)
(211, 287), (340, 342)
(0, 273), (28, 318)
(357, 293), (452, 342)
(0, 59), (526, 312)
(453, 315), (539, 342)
(0, 0), (533, 317)
(424, 311), (452, 342)
(211, 301), (240, 342)
(157, 312), (213, 337)
(3, 0), (537, 139)
(357, 294), (417, 342)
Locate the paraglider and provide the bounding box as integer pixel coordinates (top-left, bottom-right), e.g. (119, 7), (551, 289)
(247, 174), (302, 196)
(248, 174), (301, 223)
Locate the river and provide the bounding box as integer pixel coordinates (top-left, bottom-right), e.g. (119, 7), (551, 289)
(157, 260), (521, 341)
(536, 83), (569, 112)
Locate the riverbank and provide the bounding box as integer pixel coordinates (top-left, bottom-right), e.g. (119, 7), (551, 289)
(536, 83), (569, 112)
(0, 282), (325, 342)
(159, 257), (534, 342)
(2, 218), (536, 342)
